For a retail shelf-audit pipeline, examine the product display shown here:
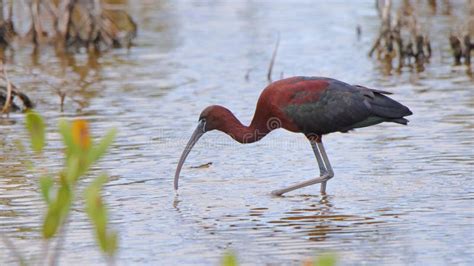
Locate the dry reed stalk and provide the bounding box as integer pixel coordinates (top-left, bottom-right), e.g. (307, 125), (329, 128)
(267, 33), (280, 83)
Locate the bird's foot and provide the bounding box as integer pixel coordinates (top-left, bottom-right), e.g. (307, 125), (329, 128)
(271, 174), (332, 196)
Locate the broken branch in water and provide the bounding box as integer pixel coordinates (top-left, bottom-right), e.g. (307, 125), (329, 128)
(190, 162), (213, 169)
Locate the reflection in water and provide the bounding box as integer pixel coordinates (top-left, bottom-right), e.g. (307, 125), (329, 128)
(171, 193), (407, 264)
(269, 195), (341, 243)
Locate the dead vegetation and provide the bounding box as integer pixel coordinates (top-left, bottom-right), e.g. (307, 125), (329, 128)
(0, 0), (136, 52)
(449, 34), (472, 65)
(448, 0), (474, 65)
(369, 0), (433, 71)
(370, 0), (473, 70)
(0, 0), (137, 115)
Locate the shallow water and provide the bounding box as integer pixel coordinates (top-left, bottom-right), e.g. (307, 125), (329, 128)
(1, 0), (473, 265)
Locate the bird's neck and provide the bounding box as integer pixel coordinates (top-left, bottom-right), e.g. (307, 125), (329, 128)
(218, 108), (272, 144)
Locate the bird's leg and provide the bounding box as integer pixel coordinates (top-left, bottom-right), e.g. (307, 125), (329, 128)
(271, 139), (334, 196)
(311, 141), (327, 175)
(317, 141), (334, 194)
(312, 140), (329, 193)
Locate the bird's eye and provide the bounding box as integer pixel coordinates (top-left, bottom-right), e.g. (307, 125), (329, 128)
(200, 119), (206, 132)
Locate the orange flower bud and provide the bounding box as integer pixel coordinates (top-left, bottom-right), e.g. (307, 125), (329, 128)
(72, 119), (91, 150)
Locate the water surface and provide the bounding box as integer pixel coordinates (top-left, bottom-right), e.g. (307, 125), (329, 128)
(1, 0), (473, 265)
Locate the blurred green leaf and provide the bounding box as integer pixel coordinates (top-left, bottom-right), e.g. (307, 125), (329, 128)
(313, 254), (337, 266)
(65, 155), (81, 183)
(59, 119), (76, 158)
(85, 174), (108, 203)
(85, 174), (117, 256)
(42, 207), (60, 239)
(56, 181), (72, 218)
(89, 129), (116, 163)
(27, 113), (119, 258)
(221, 251), (238, 266)
(42, 180), (72, 239)
(39, 176), (54, 204)
(25, 111), (45, 153)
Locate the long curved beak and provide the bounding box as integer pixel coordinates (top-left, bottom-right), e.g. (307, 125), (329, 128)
(174, 120), (206, 191)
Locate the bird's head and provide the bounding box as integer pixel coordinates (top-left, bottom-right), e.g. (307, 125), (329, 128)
(174, 105), (230, 191)
(198, 105), (231, 131)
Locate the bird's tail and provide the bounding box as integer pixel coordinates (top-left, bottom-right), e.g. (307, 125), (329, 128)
(389, 117), (409, 125)
(369, 91), (413, 122)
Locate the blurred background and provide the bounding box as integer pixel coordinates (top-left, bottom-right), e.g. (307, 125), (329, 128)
(0, 0), (473, 265)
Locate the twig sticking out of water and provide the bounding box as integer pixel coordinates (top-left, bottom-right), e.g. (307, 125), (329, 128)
(267, 33), (280, 83)
(59, 91), (66, 112)
(356, 25), (362, 41)
(244, 68), (252, 81)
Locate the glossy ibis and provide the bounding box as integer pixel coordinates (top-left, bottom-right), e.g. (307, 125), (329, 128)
(174, 76), (412, 196)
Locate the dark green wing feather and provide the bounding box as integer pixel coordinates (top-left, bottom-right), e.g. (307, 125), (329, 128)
(283, 79), (412, 134)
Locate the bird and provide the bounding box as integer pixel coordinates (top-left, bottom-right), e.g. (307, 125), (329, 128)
(174, 76), (412, 196)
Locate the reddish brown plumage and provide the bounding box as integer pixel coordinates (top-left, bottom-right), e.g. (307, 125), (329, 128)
(200, 77), (333, 143)
(256, 77), (331, 132)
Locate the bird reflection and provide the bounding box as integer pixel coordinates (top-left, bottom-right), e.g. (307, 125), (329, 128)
(268, 195), (379, 242)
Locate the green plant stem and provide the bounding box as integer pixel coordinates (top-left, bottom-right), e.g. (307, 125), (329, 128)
(49, 218), (69, 266)
(40, 239), (50, 266)
(106, 254), (116, 266)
